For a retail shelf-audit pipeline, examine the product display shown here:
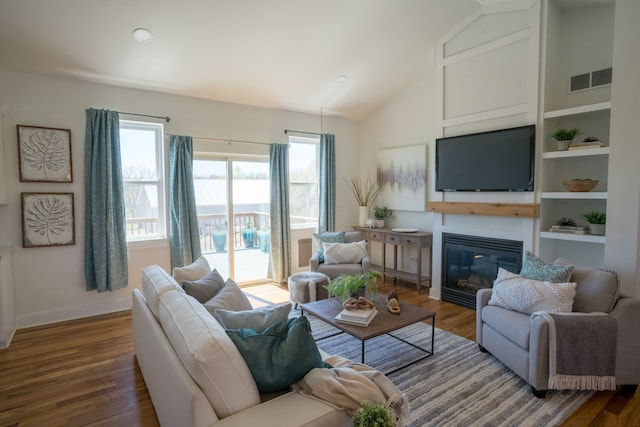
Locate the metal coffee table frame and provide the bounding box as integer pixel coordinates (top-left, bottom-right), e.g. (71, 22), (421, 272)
(301, 296), (435, 375)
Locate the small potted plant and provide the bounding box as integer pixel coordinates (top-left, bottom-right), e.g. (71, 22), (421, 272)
(324, 271), (381, 301)
(582, 211), (606, 236)
(551, 128), (582, 151)
(353, 400), (396, 427)
(373, 206), (392, 228)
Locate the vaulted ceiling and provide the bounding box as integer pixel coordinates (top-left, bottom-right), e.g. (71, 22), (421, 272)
(0, 1), (484, 120)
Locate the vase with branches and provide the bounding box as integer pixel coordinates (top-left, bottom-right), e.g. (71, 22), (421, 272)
(345, 177), (380, 227)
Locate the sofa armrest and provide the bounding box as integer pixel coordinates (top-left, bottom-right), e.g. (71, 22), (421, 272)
(528, 314), (550, 391)
(476, 288), (492, 346)
(361, 255), (370, 274)
(309, 254), (321, 272)
(610, 297), (640, 383)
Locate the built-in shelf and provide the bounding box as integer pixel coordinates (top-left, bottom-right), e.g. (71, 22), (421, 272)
(539, 231), (605, 244)
(543, 101), (611, 119)
(426, 202), (540, 218)
(542, 147), (609, 159)
(541, 192), (607, 200)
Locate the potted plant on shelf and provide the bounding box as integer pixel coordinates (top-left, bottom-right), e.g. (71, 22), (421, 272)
(344, 177), (380, 227)
(373, 206), (392, 228)
(582, 211), (606, 236)
(551, 128), (582, 151)
(324, 271), (381, 301)
(353, 400), (396, 427)
(242, 219), (256, 248)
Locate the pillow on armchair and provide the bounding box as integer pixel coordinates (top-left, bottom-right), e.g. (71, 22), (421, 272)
(488, 268), (577, 314)
(312, 231), (345, 262)
(322, 240), (368, 264)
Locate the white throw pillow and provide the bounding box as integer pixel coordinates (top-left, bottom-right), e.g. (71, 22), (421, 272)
(489, 268), (577, 314)
(322, 240), (368, 265)
(172, 256), (211, 284)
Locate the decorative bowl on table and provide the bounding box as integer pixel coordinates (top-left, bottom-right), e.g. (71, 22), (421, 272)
(562, 179), (598, 192)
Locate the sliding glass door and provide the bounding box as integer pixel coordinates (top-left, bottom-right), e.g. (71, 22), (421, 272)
(193, 158), (270, 284)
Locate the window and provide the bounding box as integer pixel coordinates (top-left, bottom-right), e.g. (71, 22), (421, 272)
(289, 136), (319, 228)
(119, 120), (165, 240)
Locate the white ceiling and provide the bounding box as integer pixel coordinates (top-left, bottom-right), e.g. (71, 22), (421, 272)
(0, 0), (482, 120)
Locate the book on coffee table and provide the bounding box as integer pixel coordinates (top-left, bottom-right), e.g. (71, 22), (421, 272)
(335, 308), (378, 326)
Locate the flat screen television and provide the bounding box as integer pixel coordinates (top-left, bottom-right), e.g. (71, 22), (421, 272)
(436, 124), (535, 192)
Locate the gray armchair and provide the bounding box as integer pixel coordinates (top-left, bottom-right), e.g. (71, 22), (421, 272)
(309, 231), (370, 279)
(476, 258), (640, 397)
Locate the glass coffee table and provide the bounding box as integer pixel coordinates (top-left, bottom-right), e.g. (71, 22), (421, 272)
(300, 296), (435, 374)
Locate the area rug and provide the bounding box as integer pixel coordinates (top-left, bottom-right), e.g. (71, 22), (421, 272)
(303, 314), (594, 427)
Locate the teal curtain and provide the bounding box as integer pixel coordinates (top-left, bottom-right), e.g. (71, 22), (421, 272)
(84, 109), (128, 292)
(169, 135), (201, 270)
(269, 144), (291, 283)
(318, 133), (336, 232)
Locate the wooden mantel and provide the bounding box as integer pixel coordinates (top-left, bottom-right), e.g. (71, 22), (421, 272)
(426, 201), (540, 218)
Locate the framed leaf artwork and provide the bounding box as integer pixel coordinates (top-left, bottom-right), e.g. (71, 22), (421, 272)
(17, 125), (72, 182)
(21, 192), (75, 248)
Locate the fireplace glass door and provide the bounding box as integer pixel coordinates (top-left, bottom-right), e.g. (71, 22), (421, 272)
(442, 233), (523, 309)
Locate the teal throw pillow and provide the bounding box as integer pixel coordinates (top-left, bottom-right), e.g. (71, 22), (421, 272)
(313, 231), (345, 262)
(215, 302), (292, 333)
(225, 316), (325, 393)
(520, 251), (574, 283)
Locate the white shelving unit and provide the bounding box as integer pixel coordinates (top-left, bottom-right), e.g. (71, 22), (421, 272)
(537, 0), (614, 266)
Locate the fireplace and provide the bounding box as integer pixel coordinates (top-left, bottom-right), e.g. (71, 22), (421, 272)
(442, 233), (523, 310)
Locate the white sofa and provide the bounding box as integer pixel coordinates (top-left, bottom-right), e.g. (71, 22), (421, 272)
(132, 265), (352, 427)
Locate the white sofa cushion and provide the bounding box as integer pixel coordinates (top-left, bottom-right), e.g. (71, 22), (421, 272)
(158, 290), (261, 418)
(142, 265), (184, 319)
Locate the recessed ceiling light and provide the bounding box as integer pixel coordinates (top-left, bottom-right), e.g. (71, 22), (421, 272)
(335, 75), (348, 83)
(133, 28), (153, 43)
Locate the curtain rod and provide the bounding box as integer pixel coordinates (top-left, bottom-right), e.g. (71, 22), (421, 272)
(284, 129), (322, 136)
(117, 111), (170, 123)
(177, 135), (284, 146)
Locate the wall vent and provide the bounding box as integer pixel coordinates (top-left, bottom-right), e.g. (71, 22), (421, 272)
(569, 67), (612, 93)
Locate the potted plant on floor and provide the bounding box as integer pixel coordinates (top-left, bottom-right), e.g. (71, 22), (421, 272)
(242, 219), (256, 248)
(353, 400), (396, 427)
(257, 225), (270, 253)
(324, 271), (381, 301)
(551, 128), (582, 151)
(373, 206), (392, 228)
(582, 211), (606, 235)
(212, 224), (227, 253)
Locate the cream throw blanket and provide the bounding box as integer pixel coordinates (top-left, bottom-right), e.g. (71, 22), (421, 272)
(292, 355), (410, 426)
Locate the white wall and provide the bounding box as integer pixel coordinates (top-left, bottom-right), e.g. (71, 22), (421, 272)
(605, 0), (640, 298)
(0, 69), (359, 327)
(359, 58), (438, 279)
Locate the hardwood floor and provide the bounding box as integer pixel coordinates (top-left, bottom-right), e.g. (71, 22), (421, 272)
(0, 280), (637, 426)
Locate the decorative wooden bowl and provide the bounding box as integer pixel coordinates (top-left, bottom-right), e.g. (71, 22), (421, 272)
(562, 179), (598, 192)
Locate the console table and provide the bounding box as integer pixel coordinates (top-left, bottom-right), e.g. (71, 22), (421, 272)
(354, 227), (432, 294)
